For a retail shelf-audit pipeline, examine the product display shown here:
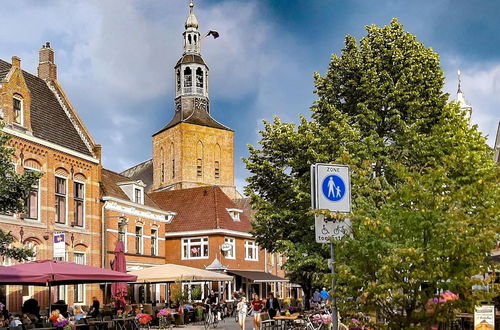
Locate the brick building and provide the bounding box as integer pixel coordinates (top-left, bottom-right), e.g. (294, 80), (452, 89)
(0, 44), (102, 311)
(100, 169), (175, 303)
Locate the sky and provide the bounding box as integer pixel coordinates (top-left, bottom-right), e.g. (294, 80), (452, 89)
(1, 0), (499, 192)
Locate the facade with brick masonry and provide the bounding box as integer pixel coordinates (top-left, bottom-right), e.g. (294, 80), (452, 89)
(0, 44), (103, 312)
(101, 168), (176, 303)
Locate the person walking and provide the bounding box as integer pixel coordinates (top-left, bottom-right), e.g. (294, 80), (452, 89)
(312, 289), (322, 304)
(320, 288), (330, 303)
(236, 297), (248, 330)
(265, 293), (280, 319)
(250, 294), (264, 330)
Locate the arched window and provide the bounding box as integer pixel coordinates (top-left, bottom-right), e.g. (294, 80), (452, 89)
(188, 34), (192, 45)
(176, 69), (181, 92)
(170, 142), (175, 178)
(214, 143), (221, 179)
(196, 68), (203, 88)
(184, 67), (192, 88)
(196, 141), (203, 178)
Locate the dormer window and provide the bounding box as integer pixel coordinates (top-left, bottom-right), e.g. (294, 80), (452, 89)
(226, 208), (242, 222)
(13, 96), (23, 125)
(117, 180), (146, 205)
(134, 188), (142, 204)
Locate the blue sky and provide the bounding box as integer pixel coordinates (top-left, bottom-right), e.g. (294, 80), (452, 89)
(1, 0), (499, 192)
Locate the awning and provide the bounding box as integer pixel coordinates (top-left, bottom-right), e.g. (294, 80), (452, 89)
(129, 263), (233, 283)
(227, 270), (289, 283)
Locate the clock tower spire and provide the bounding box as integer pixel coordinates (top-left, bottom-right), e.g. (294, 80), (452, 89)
(151, 1), (236, 198)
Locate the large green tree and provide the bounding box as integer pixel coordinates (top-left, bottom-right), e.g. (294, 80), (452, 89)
(0, 124), (40, 261)
(244, 19), (499, 328)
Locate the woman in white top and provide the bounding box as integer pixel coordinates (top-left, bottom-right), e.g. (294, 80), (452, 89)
(236, 297), (248, 330)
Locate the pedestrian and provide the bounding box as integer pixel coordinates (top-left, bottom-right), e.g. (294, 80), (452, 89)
(250, 294), (264, 330)
(312, 289), (322, 304)
(320, 287), (330, 303)
(265, 292), (280, 319)
(236, 297), (248, 330)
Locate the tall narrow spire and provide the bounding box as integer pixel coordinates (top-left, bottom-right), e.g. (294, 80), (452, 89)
(183, 0), (201, 55)
(456, 69), (472, 120)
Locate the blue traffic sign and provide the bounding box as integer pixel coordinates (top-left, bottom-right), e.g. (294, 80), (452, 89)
(321, 175), (345, 202)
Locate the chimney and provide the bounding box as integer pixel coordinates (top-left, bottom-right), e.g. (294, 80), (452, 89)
(11, 56), (21, 68)
(37, 42), (57, 81)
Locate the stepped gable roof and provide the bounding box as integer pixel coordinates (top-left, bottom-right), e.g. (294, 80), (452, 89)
(0, 59), (92, 156)
(153, 107), (232, 136)
(101, 168), (160, 209)
(149, 186), (252, 233)
(120, 159), (153, 192)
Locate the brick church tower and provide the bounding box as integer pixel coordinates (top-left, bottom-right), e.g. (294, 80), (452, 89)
(151, 1), (236, 198)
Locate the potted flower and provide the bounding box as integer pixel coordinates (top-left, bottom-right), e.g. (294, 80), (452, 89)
(135, 313), (152, 328)
(157, 308), (173, 329)
(54, 319), (76, 330)
(311, 313), (332, 329)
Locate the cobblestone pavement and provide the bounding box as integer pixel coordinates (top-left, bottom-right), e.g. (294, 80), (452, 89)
(180, 315), (252, 329)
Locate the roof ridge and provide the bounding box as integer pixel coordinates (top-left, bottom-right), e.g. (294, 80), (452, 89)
(103, 168), (133, 180)
(213, 186), (220, 229)
(121, 158), (153, 172)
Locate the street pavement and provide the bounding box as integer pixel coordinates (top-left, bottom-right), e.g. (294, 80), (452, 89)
(181, 315), (252, 329)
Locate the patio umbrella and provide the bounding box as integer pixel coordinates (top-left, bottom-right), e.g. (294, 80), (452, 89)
(0, 265), (50, 285)
(111, 241), (128, 299)
(129, 263), (233, 282)
(6, 260), (137, 285)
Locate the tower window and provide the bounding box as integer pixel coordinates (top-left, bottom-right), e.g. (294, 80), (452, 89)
(184, 67), (192, 88)
(197, 158), (203, 177)
(196, 68), (203, 89)
(188, 34), (192, 44)
(214, 161), (220, 179)
(172, 159), (175, 178)
(13, 97), (23, 125)
(176, 70), (181, 92)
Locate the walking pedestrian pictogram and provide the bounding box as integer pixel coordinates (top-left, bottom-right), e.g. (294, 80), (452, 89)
(322, 175), (345, 202)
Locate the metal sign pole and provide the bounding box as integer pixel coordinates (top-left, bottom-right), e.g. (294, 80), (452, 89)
(330, 242), (338, 330)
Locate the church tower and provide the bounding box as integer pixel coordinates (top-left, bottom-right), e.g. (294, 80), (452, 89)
(152, 1), (236, 198)
(456, 70), (472, 120)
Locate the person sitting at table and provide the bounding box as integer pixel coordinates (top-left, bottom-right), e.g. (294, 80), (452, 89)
(89, 297), (100, 318)
(265, 293), (280, 319)
(73, 305), (87, 320)
(49, 309), (65, 324)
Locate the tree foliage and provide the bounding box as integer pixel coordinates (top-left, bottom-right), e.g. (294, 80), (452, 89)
(0, 124), (40, 261)
(244, 19), (499, 328)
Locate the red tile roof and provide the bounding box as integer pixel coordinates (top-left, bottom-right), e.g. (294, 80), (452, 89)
(149, 186), (252, 233)
(101, 168), (160, 209)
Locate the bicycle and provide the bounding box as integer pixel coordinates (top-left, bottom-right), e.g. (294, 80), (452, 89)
(203, 304), (219, 329)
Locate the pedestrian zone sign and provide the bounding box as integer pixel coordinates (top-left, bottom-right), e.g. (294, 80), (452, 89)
(311, 164), (351, 213)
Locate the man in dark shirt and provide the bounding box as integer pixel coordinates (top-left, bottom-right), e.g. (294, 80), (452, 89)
(89, 297), (100, 318)
(265, 293), (280, 318)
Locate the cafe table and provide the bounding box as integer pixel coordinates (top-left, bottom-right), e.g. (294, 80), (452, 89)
(273, 313), (301, 329)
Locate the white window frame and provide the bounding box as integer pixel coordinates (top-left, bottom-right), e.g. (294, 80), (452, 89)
(182, 237), (209, 260)
(73, 252), (86, 304)
(182, 282), (205, 302)
(55, 175), (68, 225)
(224, 237), (236, 259)
(135, 225), (144, 255)
(118, 221), (128, 253)
(24, 167), (41, 222)
(226, 208), (242, 222)
(244, 240), (258, 261)
(13, 96), (23, 126)
(134, 187), (143, 204)
(73, 180), (85, 228)
(151, 228), (158, 256)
